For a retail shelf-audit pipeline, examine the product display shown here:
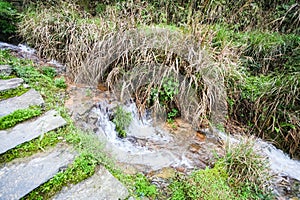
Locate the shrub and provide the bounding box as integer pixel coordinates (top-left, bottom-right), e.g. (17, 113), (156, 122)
(169, 138), (272, 200)
(0, 0), (17, 40)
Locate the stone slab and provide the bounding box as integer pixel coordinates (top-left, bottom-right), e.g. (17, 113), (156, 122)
(0, 110), (67, 154)
(0, 145), (75, 200)
(0, 65), (12, 76)
(53, 165), (129, 200)
(0, 78), (24, 92)
(0, 89), (44, 117)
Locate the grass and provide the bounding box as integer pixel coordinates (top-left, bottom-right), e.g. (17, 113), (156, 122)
(0, 106), (42, 130)
(169, 138), (273, 200)
(0, 85), (29, 100)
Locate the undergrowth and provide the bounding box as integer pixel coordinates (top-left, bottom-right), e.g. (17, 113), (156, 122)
(0, 106), (42, 130)
(169, 139), (273, 200)
(0, 85), (29, 100)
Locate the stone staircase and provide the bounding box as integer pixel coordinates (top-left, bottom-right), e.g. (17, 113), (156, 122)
(0, 65), (129, 200)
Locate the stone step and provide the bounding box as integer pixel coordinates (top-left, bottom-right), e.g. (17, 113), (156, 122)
(53, 165), (129, 200)
(0, 110), (67, 154)
(0, 145), (75, 200)
(0, 65), (12, 76)
(0, 89), (44, 117)
(0, 78), (24, 92)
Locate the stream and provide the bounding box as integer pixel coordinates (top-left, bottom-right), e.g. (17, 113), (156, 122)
(1, 41), (300, 198)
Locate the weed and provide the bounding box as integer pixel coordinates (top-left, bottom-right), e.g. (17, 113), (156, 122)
(0, 86), (29, 100)
(54, 77), (67, 89)
(41, 66), (56, 78)
(134, 173), (158, 198)
(169, 165), (236, 200)
(0, 106), (42, 130)
(112, 105), (132, 138)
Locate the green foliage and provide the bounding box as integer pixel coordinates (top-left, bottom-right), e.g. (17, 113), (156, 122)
(41, 66), (56, 78)
(0, 0), (17, 36)
(112, 105), (132, 138)
(167, 108), (179, 120)
(0, 50), (66, 110)
(54, 77), (67, 89)
(0, 131), (61, 164)
(134, 173), (158, 198)
(0, 86), (29, 100)
(169, 139), (272, 200)
(169, 165), (236, 200)
(151, 77), (179, 105)
(0, 106), (42, 130)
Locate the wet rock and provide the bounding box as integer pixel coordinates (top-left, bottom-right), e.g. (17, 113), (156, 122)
(196, 131), (206, 141)
(0, 110), (67, 154)
(0, 65), (12, 76)
(0, 78), (24, 91)
(0, 89), (44, 117)
(0, 145), (75, 200)
(150, 167), (176, 179)
(53, 165), (129, 200)
(189, 143), (201, 153)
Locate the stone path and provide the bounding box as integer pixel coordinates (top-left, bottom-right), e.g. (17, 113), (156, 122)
(0, 89), (44, 117)
(0, 64), (129, 199)
(0, 145), (75, 200)
(53, 166), (129, 200)
(0, 78), (23, 92)
(0, 110), (67, 154)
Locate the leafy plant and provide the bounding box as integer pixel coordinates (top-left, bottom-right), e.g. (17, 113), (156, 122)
(0, 86), (29, 100)
(54, 77), (67, 89)
(42, 67), (56, 78)
(134, 173), (158, 198)
(112, 105), (132, 138)
(0, 106), (42, 130)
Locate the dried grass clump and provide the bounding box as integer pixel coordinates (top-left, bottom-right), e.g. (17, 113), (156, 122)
(18, 1), (112, 80)
(79, 26), (229, 128)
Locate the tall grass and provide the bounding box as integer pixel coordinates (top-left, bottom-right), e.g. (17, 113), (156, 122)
(18, 0), (300, 157)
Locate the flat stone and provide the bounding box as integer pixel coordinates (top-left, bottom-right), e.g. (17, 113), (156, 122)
(0, 65), (12, 76)
(53, 165), (129, 200)
(0, 78), (24, 91)
(0, 145), (75, 200)
(0, 110), (67, 154)
(0, 89), (44, 117)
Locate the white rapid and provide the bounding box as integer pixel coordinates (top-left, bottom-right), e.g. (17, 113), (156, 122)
(94, 100), (222, 172)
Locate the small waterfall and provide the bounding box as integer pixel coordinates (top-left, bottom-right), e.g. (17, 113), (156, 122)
(95, 100), (206, 171)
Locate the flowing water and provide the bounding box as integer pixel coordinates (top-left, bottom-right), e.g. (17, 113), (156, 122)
(2, 41), (300, 198)
(94, 100), (223, 173)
